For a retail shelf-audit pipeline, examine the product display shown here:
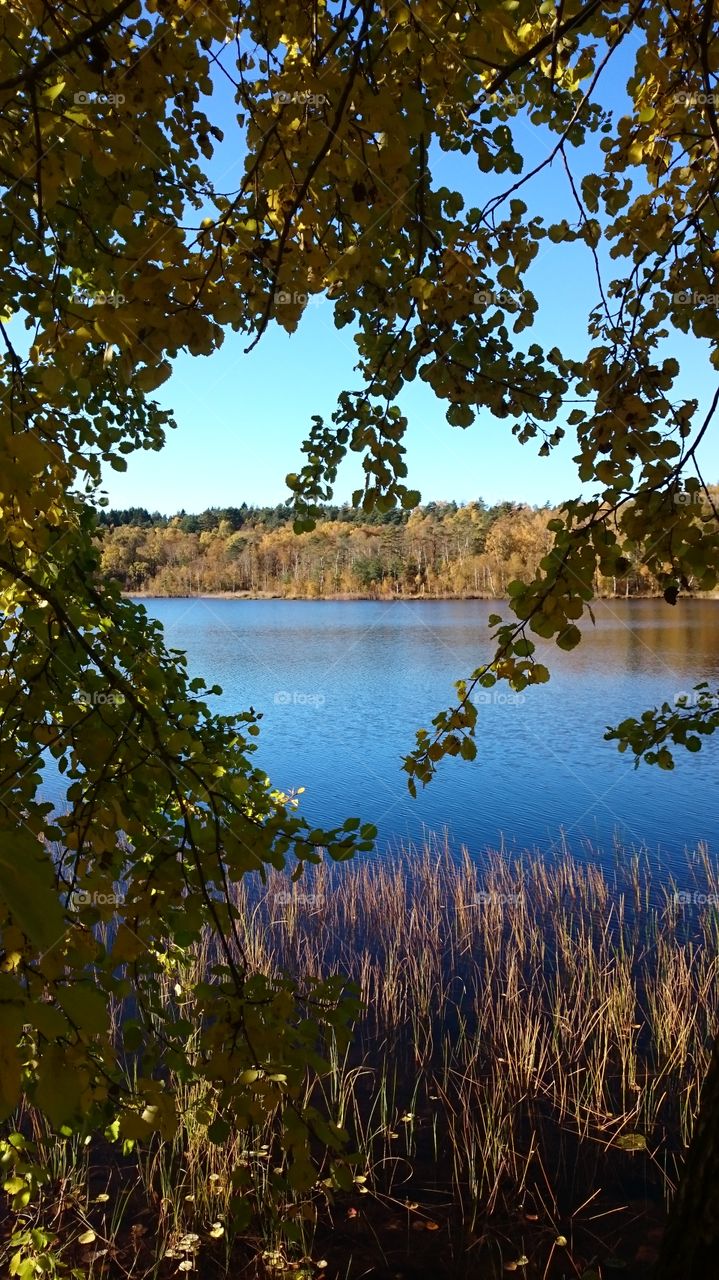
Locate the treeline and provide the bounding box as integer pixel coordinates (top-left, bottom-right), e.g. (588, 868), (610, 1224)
(95, 501), (413, 532)
(96, 499), (687, 598)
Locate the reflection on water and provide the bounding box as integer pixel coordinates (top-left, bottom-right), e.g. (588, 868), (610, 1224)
(104, 597), (719, 876)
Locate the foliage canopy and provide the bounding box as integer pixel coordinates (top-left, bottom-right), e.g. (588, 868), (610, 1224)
(1, 0), (719, 1261)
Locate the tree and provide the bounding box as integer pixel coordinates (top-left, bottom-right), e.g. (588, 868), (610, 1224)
(1, 1), (718, 1274)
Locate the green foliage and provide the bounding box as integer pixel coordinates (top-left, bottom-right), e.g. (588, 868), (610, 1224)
(605, 683), (719, 768)
(2, 0), (719, 1270)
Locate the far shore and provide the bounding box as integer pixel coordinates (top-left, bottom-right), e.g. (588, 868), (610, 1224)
(124, 588), (717, 602)
(126, 589), (499, 601)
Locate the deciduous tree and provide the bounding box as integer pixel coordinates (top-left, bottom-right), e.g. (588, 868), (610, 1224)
(1, 1), (719, 1273)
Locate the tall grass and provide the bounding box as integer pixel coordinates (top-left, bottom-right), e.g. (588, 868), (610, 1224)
(5, 837), (719, 1277)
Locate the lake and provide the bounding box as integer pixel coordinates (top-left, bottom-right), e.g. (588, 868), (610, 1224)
(136, 597), (719, 872)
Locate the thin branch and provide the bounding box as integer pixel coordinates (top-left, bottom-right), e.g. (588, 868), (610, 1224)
(0, 0), (136, 93)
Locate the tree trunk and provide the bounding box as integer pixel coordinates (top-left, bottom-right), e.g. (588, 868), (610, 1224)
(655, 1031), (719, 1279)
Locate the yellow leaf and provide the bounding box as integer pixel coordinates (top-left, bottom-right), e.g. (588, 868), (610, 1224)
(135, 361), (172, 392)
(44, 81), (66, 103)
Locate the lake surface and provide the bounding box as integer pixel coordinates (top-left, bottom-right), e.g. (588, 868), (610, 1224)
(135, 598), (718, 870)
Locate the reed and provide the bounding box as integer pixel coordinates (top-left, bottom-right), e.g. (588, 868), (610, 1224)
(5, 837), (719, 1278)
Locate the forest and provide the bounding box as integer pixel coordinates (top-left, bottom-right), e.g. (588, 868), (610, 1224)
(96, 497), (719, 598)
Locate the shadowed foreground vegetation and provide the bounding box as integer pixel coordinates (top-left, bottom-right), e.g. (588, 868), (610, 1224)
(5, 839), (718, 1279)
(96, 497), (719, 599)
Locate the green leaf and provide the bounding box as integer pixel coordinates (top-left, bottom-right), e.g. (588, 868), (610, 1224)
(34, 1047), (84, 1126)
(56, 984), (109, 1035)
(0, 1042), (21, 1121)
(614, 1132), (646, 1151)
(0, 846), (67, 957)
(556, 625), (581, 651)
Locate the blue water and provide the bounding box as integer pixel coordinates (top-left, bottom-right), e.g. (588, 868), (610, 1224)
(132, 597), (719, 868)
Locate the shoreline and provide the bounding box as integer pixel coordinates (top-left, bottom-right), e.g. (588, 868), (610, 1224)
(124, 588), (717, 602)
(126, 589), (499, 601)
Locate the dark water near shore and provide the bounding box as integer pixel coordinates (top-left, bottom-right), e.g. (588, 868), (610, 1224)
(134, 597), (718, 873)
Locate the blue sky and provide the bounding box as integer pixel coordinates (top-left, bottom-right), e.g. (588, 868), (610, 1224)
(101, 37), (719, 514)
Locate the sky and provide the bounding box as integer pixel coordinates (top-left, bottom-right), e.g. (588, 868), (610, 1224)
(97, 30), (719, 515)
